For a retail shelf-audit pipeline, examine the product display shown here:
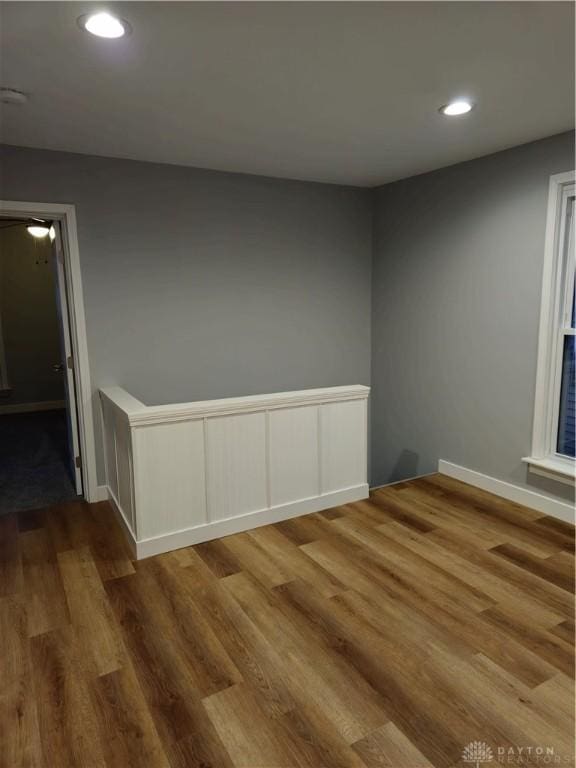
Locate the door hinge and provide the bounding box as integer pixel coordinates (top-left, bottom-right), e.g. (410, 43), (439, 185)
(75, 456), (81, 469)
(67, 355), (73, 370)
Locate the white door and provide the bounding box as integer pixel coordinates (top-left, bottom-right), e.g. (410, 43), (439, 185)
(51, 223), (83, 495)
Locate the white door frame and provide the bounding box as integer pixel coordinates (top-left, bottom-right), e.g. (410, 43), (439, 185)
(0, 200), (98, 502)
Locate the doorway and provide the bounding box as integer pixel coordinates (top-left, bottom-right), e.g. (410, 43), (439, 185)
(0, 217), (83, 513)
(0, 200), (97, 507)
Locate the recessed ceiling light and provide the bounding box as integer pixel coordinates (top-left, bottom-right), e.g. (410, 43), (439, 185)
(439, 100), (474, 117)
(78, 12), (130, 39)
(27, 225), (51, 238)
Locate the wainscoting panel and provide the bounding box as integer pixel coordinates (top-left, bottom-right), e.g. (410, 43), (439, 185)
(320, 399), (367, 494)
(133, 420), (207, 539)
(206, 412), (268, 522)
(114, 410), (134, 532)
(101, 397), (118, 503)
(268, 405), (320, 507)
(100, 385), (370, 559)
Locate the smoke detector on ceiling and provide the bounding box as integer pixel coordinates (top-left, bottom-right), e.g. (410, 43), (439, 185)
(0, 88), (28, 105)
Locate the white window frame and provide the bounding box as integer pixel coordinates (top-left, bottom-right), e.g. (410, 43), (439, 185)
(523, 171), (575, 485)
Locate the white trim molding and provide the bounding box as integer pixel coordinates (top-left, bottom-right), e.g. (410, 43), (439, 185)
(521, 455), (575, 486)
(124, 485), (366, 561)
(103, 384), (371, 427)
(439, 460), (574, 524)
(0, 200), (98, 502)
(0, 400), (66, 416)
(100, 385), (370, 559)
(524, 171), (575, 485)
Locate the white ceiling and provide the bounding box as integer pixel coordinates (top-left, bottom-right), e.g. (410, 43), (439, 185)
(1, 2), (574, 187)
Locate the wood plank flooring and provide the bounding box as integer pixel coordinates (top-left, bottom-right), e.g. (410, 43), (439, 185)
(1, 473), (574, 768)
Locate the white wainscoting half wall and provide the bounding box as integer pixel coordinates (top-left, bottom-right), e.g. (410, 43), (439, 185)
(100, 385), (370, 559)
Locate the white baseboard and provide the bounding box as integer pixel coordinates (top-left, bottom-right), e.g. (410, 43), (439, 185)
(438, 460), (574, 524)
(106, 483), (368, 560)
(0, 399), (66, 415)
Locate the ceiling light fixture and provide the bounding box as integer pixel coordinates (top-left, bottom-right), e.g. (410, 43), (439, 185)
(27, 225), (51, 238)
(78, 12), (130, 39)
(439, 100), (474, 117)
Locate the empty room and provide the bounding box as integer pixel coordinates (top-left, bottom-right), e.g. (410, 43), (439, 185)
(0, 2), (574, 767)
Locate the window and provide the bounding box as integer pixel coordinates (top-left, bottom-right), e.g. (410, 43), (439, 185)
(524, 171), (575, 484)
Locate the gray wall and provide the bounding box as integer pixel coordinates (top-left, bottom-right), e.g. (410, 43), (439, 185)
(0, 226), (65, 405)
(0, 145), (372, 483)
(371, 131), (575, 502)
(2, 134), (574, 503)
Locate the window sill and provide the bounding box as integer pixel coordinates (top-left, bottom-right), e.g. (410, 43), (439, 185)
(522, 455), (576, 486)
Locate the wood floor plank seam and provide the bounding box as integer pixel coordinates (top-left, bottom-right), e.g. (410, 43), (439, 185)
(2, 473), (573, 768)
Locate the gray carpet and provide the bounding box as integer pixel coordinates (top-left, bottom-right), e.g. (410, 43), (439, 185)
(0, 409), (78, 515)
